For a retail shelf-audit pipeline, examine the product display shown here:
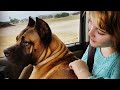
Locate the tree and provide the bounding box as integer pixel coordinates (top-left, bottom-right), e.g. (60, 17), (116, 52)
(54, 12), (69, 18)
(9, 18), (19, 24)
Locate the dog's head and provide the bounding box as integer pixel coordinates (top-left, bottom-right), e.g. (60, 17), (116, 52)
(3, 17), (53, 67)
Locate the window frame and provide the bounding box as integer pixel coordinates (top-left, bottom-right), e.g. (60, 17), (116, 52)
(67, 11), (89, 54)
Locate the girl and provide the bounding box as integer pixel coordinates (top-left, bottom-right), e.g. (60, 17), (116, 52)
(69, 11), (120, 79)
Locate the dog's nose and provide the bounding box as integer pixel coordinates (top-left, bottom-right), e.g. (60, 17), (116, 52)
(3, 49), (11, 57)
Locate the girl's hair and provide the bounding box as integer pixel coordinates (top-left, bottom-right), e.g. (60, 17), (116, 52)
(89, 11), (120, 54)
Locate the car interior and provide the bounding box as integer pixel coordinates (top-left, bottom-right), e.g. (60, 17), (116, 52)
(0, 11), (90, 79)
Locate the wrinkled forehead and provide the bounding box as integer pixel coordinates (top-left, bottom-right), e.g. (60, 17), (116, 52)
(18, 27), (40, 42)
(20, 26), (33, 35)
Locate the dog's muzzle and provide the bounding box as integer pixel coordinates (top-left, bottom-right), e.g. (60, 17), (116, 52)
(3, 49), (12, 57)
(3, 45), (18, 57)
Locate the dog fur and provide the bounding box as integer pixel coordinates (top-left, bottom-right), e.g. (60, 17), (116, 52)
(4, 17), (78, 79)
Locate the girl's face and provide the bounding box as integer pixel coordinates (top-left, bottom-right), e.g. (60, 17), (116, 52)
(88, 16), (113, 48)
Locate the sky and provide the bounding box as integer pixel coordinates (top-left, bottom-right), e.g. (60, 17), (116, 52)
(0, 11), (78, 22)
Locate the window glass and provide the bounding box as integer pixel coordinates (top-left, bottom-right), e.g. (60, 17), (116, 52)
(0, 11), (80, 57)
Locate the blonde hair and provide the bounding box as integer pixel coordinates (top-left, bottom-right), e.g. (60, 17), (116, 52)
(89, 11), (120, 54)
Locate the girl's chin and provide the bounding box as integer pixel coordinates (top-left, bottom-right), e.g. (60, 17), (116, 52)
(90, 40), (98, 47)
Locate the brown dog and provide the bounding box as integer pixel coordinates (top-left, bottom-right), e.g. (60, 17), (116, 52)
(3, 17), (78, 79)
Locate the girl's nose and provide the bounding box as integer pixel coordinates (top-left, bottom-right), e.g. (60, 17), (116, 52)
(88, 22), (95, 37)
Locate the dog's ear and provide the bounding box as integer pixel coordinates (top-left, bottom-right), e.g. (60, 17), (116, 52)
(35, 17), (52, 47)
(27, 16), (35, 27)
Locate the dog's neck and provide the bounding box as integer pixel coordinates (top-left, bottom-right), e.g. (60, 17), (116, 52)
(35, 34), (72, 68)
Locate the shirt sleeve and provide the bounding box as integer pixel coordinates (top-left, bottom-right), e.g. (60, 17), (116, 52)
(88, 59), (120, 79)
(109, 59), (120, 79)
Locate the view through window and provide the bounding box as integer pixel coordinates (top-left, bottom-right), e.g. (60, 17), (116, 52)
(0, 11), (80, 57)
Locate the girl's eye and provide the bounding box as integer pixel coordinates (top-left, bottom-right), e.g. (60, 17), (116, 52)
(97, 30), (106, 35)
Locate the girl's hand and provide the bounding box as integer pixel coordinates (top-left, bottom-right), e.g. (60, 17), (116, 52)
(69, 59), (91, 79)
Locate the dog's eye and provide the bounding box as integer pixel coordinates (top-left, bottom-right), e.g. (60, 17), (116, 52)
(22, 41), (31, 46)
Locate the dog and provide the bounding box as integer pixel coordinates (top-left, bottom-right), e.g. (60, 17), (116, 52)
(3, 16), (78, 79)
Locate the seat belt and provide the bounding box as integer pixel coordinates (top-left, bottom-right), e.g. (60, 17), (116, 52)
(87, 44), (96, 73)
